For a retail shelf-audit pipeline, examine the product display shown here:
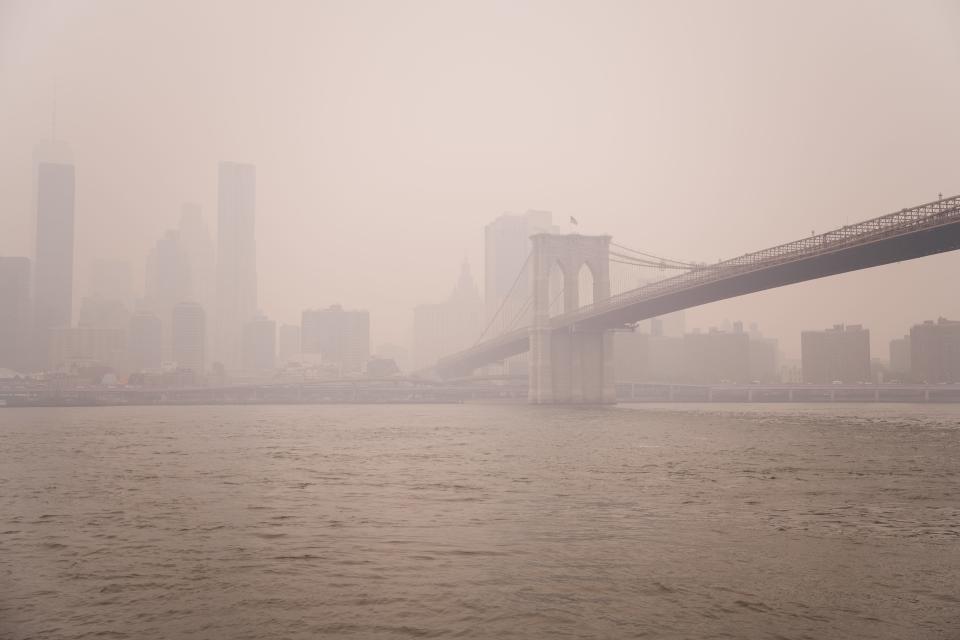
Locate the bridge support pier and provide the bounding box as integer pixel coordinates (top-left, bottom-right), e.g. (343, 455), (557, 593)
(528, 233), (615, 404)
(530, 326), (615, 404)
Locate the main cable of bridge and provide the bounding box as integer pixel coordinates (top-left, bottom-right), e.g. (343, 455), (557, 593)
(610, 242), (698, 270)
(474, 250), (533, 344)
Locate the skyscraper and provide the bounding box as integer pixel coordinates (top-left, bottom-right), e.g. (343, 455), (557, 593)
(242, 314), (276, 374)
(33, 162), (75, 370)
(144, 229), (193, 358)
(301, 305), (370, 374)
(172, 302), (206, 377)
(277, 324), (301, 365)
(128, 311), (163, 372)
(216, 162), (257, 371)
(0, 257), (31, 372)
(483, 210), (557, 374)
(87, 259), (133, 308)
(801, 324), (871, 383)
(178, 203), (215, 322)
(412, 261), (483, 370)
(484, 210), (557, 323)
(910, 318), (960, 383)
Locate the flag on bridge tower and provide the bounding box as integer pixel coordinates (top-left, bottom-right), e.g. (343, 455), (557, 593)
(569, 215), (578, 226)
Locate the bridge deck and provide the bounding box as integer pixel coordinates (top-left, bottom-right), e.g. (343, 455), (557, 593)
(438, 195), (960, 376)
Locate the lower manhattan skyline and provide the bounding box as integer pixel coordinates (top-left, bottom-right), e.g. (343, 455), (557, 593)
(2, 1), (959, 355)
(2, 4), (960, 639)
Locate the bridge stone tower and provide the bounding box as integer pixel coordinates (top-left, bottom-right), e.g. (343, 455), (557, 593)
(529, 233), (616, 404)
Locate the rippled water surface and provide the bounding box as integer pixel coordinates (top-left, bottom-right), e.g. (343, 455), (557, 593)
(1, 403), (958, 639)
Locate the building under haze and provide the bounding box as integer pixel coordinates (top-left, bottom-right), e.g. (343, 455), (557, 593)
(128, 311), (163, 373)
(78, 296), (130, 332)
(144, 229), (193, 359)
(484, 210), (557, 373)
(889, 335), (911, 381)
(215, 162), (258, 372)
(682, 325), (751, 384)
(413, 262), (483, 370)
(87, 259), (134, 309)
(301, 305), (370, 375)
(0, 257), (32, 373)
(909, 318), (960, 383)
(171, 302), (206, 378)
(32, 162), (76, 371)
(277, 324), (301, 366)
(375, 343), (410, 373)
(179, 204), (216, 359)
(801, 324), (871, 383)
(484, 210), (556, 323)
(242, 314), (276, 375)
(49, 326), (126, 374)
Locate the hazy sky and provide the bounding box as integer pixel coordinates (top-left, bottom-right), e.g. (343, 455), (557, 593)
(2, 0), (959, 356)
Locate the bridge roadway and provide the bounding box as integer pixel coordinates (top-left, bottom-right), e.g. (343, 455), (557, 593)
(437, 195), (960, 377)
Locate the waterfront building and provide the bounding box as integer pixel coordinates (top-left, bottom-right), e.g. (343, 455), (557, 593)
(889, 335), (911, 380)
(748, 337), (779, 382)
(171, 302), (206, 377)
(33, 162), (76, 370)
(801, 324), (871, 383)
(215, 162), (257, 371)
(0, 257), (32, 372)
(145, 229), (193, 358)
(301, 305), (370, 374)
(910, 318), (960, 383)
(49, 326), (126, 373)
(374, 343), (410, 373)
(78, 296), (130, 332)
(128, 311), (163, 372)
(87, 259), (134, 309)
(412, 261), (483, 370)
(242, 314), (276, 374)
(682, 326), (750, 383)
(277, 324), (301, 365)
(484, 210), (557, 374)
(179, 203), (216, 360)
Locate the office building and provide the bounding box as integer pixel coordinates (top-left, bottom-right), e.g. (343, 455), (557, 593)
(78, 296), (130, 332)
(683, 326), (750, 383)
(484, 210), (557, 373)
(128, 311), (163, 372)
(801, 324), (871, 383)
(242, 314), (276, 374)
(301, 305), (370, 374)
(145, 229), (193, 358)
(50, 326), (126, 373)
(215, 162), (257, 371)
(889, 335), (911, 380)
(0, 257), (31, 372)
(485, 210), (556, 322)
(87, 260), (133, 308)
(171, 302), (206, 376)
(33, 162), (76, 370)
(277, 324), (301, 365)
(910, 318), (960, 383)
(376, 343), (410, 373)
(413, 261), (483, 370)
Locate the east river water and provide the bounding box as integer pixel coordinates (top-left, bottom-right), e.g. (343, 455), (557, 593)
(1, 403), (958, 639)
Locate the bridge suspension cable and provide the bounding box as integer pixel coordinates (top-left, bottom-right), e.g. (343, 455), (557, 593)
(474, 250), (532, 344)
(610, 242), (698, 270)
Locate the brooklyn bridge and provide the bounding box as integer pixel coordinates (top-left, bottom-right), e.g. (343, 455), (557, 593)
(435, 194), (960, 403)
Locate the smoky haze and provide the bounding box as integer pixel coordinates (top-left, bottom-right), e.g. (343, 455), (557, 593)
(1, 0), (959, 357)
